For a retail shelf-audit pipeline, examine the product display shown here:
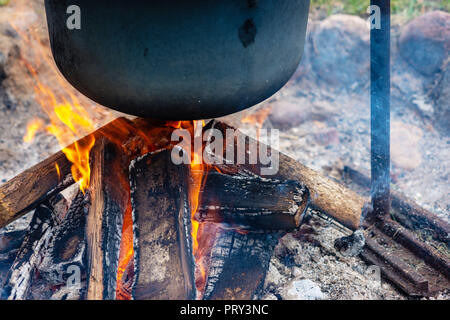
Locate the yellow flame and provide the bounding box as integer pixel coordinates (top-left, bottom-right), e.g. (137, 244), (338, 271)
(190, 120), (206, 252)
(55, 162), (61, 181)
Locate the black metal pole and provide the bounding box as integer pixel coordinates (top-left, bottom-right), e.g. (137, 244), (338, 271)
(370, 0), (391, 218)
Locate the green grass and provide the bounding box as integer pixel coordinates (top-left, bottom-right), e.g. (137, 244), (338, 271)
(313, 0), (450, 20)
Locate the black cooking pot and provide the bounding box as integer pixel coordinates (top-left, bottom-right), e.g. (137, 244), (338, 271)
(44, 0), (310, 119)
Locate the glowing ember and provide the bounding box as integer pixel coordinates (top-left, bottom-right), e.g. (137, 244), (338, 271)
(116, 206), (134, 299)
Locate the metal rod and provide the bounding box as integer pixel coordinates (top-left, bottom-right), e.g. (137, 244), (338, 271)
(370, 0), (391, 217)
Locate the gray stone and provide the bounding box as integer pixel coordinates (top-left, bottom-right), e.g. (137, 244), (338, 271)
(311, 15), (369, 90)
(399, 11), (450, 76)
(282, 279), (326, 300)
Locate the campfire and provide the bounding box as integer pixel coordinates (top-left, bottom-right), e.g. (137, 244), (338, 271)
(1, 116), (356, 300)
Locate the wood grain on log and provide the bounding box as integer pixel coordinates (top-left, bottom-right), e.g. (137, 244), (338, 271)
(86, 138), (136, 300)
(0, 151), (73, 229)
(130, 150), (195, 300)
(210, 120), (366, 230)
(195, 170), (309, 231)
(86, 139), (106, 300)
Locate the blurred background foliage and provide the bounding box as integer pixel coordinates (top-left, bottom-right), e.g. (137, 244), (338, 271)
(313, 0), (449, 21)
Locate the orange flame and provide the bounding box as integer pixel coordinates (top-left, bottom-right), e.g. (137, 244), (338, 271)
(12, 21), (97, 194)
(189, 120), (213, 297)
(190, 121), (205, 252)
(116, 206), (134, 299)
(23, 118), (44, 143)
(46, 102), (95, 193)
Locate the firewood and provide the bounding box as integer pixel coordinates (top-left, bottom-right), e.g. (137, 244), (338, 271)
(85, 137), (136, 300)
(3, 200), (57, 300)
(210, 120), (366, 230)
(85, 138), (107, 300)
(34, 191), (87, 300)
(3, 192), (87, 300)
(202, 228), (280, 300)
(130, 150), (196, 300)
(195, 170), (309, 231)
(0, 229), (27, 286)
(1, 117), (365, 231)
(0, 150), (73, 229)
(0, 117), (177, 230)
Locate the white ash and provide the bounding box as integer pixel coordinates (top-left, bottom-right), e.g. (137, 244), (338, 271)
(262, 213), (405, 300)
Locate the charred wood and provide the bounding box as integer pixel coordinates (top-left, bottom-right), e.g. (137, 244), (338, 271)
(130, 150), (195, 300)
(3, 191), (88, 300)
(86, 138), (135, 300)
(202, 229), (280, 300)
(3, 201), (56, 299)
(34, 191), (87, 300)
(195, 170), (309, 231)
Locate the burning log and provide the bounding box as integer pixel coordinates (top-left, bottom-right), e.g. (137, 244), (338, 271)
(3, 192), (87, 300)
(0, 117), (177, 230)
(210, 120), (366, 230)
(85, 133), (153, 300)
(202, 229), (280, 300)
(2, 202), (56, 300)
(195, 170), (309, 231)
(1, 118), (364, 232)
(129, 150), (196, 300)
(0, 150), (73, 229)
(85, 138), (131, 300)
